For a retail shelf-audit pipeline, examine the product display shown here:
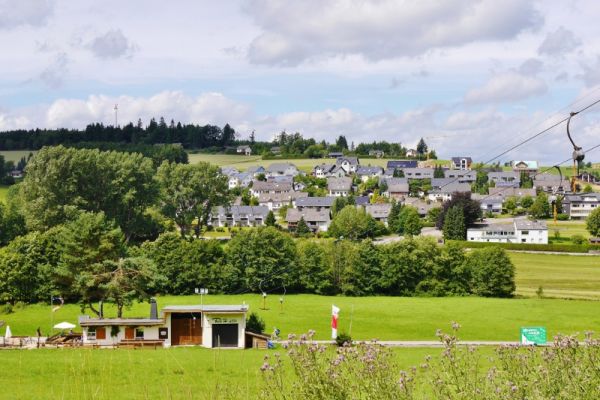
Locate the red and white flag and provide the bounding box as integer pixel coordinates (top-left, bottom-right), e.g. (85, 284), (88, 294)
(331, 305), (340, 339)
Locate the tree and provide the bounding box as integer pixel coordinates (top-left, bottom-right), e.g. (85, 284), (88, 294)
(393, 168), (405, 178)
(399, 206), (422, 236)
(504, 196), (517, 215)
(249, 130), (256, 145)
(328, 206), (376, 240)
(336, 135), (348, 150)
(416, 138), (428, 155)
(465, 247), (515, 297)
(331, 197), (349, 217)
(387, 201), (402, 233)
(295, 217), (312, 237)
(436, 192), (481, 230)
(297, 240), (333, 294)
(265, 210), (277, 227)
(583, 184), (593, 193)
(529, 192), (550, 219)
(443, 205), (466, 240)
(520, 172), (533, 188)
(157, 161), (230, 237)
(433, 165), (445, 178)
(521, 195), (534, 209)
(246, 312), (265, 333)
(586, 207), (600, 236)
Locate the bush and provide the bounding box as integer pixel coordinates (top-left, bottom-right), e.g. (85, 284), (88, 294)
(0, 303), (13, 314)
(571, 234), (586, 245)
(246, 312), (266, 334)
(335, 332), (352, 347)
(557, 213), (569, 221)
(449, 240), (590, 253)
(13, 301), (25, 310)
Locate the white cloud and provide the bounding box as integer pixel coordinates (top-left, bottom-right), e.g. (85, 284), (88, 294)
(537, 26), (581, 57)
(245, 0), (542, 65)
(0, 0), (53, 29)
(87, 29), (137, 59)
(577, 56), (600, 87)
(39, 52), (69, 89)
(465, 72), (547, 104)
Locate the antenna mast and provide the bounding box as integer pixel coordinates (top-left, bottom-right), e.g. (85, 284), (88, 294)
(114, 104), (118, 127)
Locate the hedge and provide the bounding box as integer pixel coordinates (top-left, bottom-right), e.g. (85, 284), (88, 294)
(447, 240), (591, 253)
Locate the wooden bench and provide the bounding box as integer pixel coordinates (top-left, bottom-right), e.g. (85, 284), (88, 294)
(118, 339), (164, 349)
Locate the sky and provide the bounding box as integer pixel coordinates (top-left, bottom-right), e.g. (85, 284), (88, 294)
(1, 0), (600, 163)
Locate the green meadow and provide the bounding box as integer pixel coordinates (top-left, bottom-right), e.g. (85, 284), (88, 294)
(0, 150), (36, 163)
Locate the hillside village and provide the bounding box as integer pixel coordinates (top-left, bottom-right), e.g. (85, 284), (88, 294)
(216, 154), (600, 246)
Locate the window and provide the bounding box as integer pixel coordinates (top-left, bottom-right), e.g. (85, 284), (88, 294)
(88, 327), (96, 340)
(135, 328), (144, 339)
(521, 230), (529, 235)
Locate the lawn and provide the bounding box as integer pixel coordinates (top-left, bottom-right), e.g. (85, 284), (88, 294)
(187, 153), (449, 173)
(546, 220), (589, 239)
(0, 150), (36, 163)
(0, 185), (10, 203)
(511, 252), (600, 299)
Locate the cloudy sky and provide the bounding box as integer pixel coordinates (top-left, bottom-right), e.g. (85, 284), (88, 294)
(2, 0), (600, 163)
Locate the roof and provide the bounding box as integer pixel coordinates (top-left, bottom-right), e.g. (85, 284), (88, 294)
(467, 224), (515, 233)
(512, 160), (538, 169)
(387, 160), (418, 169)
(489, 171), (520, 179)
(214, 205), (270, 218)
(220, 167), (239, 176)
(364, 203), (392, 218)
(514, 219), (547, 231)
(563, 193), (600, 203)
(328, 152), (344, 157)
(267, 175), (294, 183)
(258, 192), (308, 203)
(314, 163), (335, 172)
(471, 194), (503, 203)
(430, 182), (471, 194)
(452, 157), (472, 164)
(286, 208), (331, 223)
(336, 157), (359, 166)
(237, 145), (251, 150)
(403, 198), (436, 215)
(246, 166), (265, 174)
(161, 305), (249, 314)
(488, 187), (536, 197)
(79, 316), (164, 327)
(403, 167), (434, 175)
(445, 170), (476, 178)
(431, 178), (456, 188)
(327, 177), (352, 191)
(356, 166), (383, 175)
(354, 196), (370, 206)
(296, 196), (335, 207)
(266, 163), (298, 173)
(251, 180), (293, 192)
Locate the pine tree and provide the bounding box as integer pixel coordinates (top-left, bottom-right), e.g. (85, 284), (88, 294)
(250, 130), (256, 145)
(296, 217), (311, 236)
(265, 210), (276, 227)
(416, 138), (428, 155)
(387, 201), (403, 234)
(443, 205), (466, 240)
(433, 165), (444, 178)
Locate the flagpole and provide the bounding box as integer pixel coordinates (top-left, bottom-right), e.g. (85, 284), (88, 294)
(348, 305), (354, 336)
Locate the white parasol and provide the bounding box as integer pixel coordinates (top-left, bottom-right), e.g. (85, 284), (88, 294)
(53, 322), (76, 330)
(4, 325), (11, 338)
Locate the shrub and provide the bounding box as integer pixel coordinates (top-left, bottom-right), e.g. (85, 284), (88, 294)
(246, 312), (266, 334)
(557, 213), (569, 221)
(13, 301), (25, 310)
(335, 332), (352, 347)
(571, 234), (586, 245)
(0, 303), (13, 314)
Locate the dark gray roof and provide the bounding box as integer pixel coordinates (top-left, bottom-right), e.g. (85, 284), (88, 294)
(354, 196), (370, 206)
(336, 157), (359, 166)
(328, 177), (352, 191)
(514, 219), (547, 230)
(468, 224), (514, 233)
(252, 181), (293, 192)
(488, 187), (536, 197)
(563, 193), (600, 203)
(258, 192), (308, 202)
(356, 166), (383, 175)
(266, 163), (298, 173)
(364, 203), (392, 218)
(214, 205), (270, 219)
(387, 160), (417, 169)
(452, 157), (472, 164)
(286, 208), (330, 223)
(296, 196), (335, 207)
(430, 182), (471, 193)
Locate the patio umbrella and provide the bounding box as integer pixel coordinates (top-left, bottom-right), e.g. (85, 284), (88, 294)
(4, 325), (11, 338)
(53, 322), (76, 330)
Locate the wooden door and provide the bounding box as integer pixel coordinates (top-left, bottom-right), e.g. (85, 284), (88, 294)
(125, 327), (135, 340)
(96, 327), (106, 340)
(171, 314), (202, 345)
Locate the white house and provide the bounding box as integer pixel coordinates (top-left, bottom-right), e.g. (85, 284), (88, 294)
(428, 182), (471, 202)
(356, 166), (384, 182)
(265, 163), (299, 177)
(236, 145), (252, 156)
(451, 157), (472, 170)
(336, 157), (359, 174)
(562, 193), (600, 219)
(228, 172), (252, 189)
(286, 208), (330, 232)
(467, 219), (548, 244)
(327, 177), (352, 196)
(79, 301), (248, 348)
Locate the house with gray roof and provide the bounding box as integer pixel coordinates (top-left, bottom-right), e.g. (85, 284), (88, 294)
(386, 160), (418, 169)
(511, 160), (538, 175)
(265, 162), (299, 177)
(354, 196), (370, 206)
(228, 172), (253, 189)
(431, 178), (456, 190)
(246, 166), (265, 176)
(356, 166), (384, 182)
(220, 167), (239, 177)
(533, 173), (570, 193)
(286, 208), (331, 232)
(336, 157), (360, 174)
(428, 182), (471, 202)
(250, 180), (293, 197)
(488, 187), (536, 198)
(296, 196), (335, 212)
(211, 206), (270, 227)
(471, 194), (503, 214)
(313, 163), (336, 178)
(451, 157), (472, 170)
(467, 219), (547, 244)
(258, 191), (308, 211)
(403, 198), (437, 216)
(403, 168), (434, 179)
(236, 145), (252, 155)
(328, 177), (353, 196)
(444, 169), (476, 183)
(488, 171), (520, 188)
(363, 203), (392, 225)
(562, 193), (600, 219)
(383, 177), (409, 200)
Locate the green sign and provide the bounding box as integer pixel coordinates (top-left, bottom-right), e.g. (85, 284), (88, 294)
(520, 327), (547, 345)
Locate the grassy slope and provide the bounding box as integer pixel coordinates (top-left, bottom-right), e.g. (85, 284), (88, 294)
(0, 150), (36, 163)
(0, 185), (9, 203)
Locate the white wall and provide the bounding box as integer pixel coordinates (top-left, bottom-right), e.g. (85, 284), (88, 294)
(82, 325), (161, 346)
(202, 313), (246, 348)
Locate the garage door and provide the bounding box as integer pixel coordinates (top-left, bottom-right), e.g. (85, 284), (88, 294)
(212, 324), (238, 347)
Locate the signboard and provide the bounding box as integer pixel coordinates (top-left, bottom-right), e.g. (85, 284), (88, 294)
(520, 327), (547, 345)
(210, 317), (238, 324)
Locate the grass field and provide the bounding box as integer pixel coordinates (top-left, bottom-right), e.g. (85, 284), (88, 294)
(0, 150), (36, 163)
(546, 220), (589, 238)
(0, 185), (10, 203)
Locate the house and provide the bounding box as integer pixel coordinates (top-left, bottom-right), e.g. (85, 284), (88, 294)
(451, 157), (472, 170)
(578, 172), (600, 184)
(384, 178), (409, 200)
(267, 175), (294, 184)
(368, 149), (384, 158)
(354, 196), (370, 206)
(511, 160), (538, 175)
(295, 196), (335, 212)
(562, 193), (600, 219)
(428, 182), (471, 202)
(250, 180), (293, 197)
(336, 157), (359, 174)
(403, 198), (437, 216)
(533, 173), (570, 193)
(266, 163), (299, 177)
(444, 169), (476, 183)
(488, 187), (536, 199)
(356, 166), (384, 182)
(363, 203), (392, 225)
(246, 166), (266, 177)
(328, 152), (344, 158)
(258, 192), (308, 211)
(9, 170), (23, 179)
(328, 177), (353, 197)
(467, 219), (548, 244)
(403, 168), (434, 179)
(471, 194), (503, 214)
(220, 167), (239, 177)
(406, 149), (418, 158)
(228, 173), (253, 189)
(431, 178), (456, 190)
(236, 145), (252, 156)
(270, 146), (281, 155)
(387, 160), (418, 170)
(211, 205), (270, 227)
(313, 164), (336, 178)
(79, 300), (248, 348)
(488, 171), (520, 188)
(286, 208), (331, 232)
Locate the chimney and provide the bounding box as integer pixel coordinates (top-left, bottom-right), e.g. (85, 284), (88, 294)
(149, 298), (158, 319)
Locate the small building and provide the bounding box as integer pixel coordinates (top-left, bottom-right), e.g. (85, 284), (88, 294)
(428, 182), (471, 202)
(236, 145), (252, 156)
(270, 146), (281, 155)
(471, 194), (503, 214)
(451, 157), (472, 171)
(403, 198), (437, 217)
(313, 164), (336, 179)
(295, 196), (335, 212)
(488, 171), (520, 188)
(356, 166), (384, 182)
(228, 172), (253, 189)
(79, 302), (248, 348)
(511, 160), (538, 176)
(211, 205), (270, 227)
(467, 219), (548, 244)
(363, 203), (392, 225)
(533, 173), (569, 193)
(444, 169), (476, 183)
(336, 157), (359, 174)
(488, 187), (536, 199)
(328, 177), (353, 197)
(368, 150), (384, 158)
(220, 167), (239, 177)
(258, 191), (308, 211)
(354, 196), (370, 206)
(562, 193), (600, 219)
(384, 177), (409, 200)
(328, 152), (344, 158)
(250, 180), (293, 197)
(246, 166), (266, 177)
(406, 149), (418, 158)
(286, 208), (331, 232)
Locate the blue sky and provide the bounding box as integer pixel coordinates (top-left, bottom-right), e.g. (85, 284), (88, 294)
(1, 0), (600, 163)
